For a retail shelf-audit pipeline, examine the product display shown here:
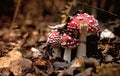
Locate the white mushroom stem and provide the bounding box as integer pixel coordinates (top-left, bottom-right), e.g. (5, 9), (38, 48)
(63, 47), (71, 63)
(77, 24), (88, 57)
(53, 47), (61, 58)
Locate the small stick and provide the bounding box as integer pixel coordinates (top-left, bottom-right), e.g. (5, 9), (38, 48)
(75, 1), (117, 16)
(10, 0), (21, 29)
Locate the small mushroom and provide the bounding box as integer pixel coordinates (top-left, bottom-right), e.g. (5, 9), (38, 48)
(61, 33), (78, 63)
(100, 29), (115, 40)
(100, 29), (115, 54)
(47, 29), (61, 58)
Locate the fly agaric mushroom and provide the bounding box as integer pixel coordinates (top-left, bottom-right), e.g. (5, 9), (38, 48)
(61, 33), (79, 62)
(77, 13), (98, 57)
(47, 29), (61, 58)
(67, 13), (99, 57)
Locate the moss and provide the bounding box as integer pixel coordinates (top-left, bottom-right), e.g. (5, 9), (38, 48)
(92, 63), (120, 76)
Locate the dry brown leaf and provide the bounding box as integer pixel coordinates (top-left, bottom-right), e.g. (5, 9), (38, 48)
(8, 48), (22, 61)
(0, 48), (22, 68)
(33, 58), (50, 70)
(1, 68), (10, 76)
(10, 58), (32, 76)
(38, 35), (46, 42)
(19, 58), (32, 71)
(10, 60), (22, 76)
(25, 73), (36, 76)
(0, 57), (10, 68)
(70, 57), (85, 68)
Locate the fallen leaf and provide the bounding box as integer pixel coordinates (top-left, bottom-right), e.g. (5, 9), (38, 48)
(0, 57), (10, 68)
(8, 48), (22, 61)
(0, 48), (22, 68)
(10, 59), (22, 76)
(10, 58), (32, 76)
(70, 57), (85, 68)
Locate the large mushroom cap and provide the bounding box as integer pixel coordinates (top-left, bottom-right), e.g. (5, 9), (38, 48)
(61, 33), (79, 48)
(67, 13), (99, 33)
(47, 29), (60, 46)
(77, 13), (99, 33)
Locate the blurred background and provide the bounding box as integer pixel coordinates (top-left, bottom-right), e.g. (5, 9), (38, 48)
(0, 0), (120, 42)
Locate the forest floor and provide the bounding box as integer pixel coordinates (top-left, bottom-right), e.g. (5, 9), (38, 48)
(0, 20), (120, 76)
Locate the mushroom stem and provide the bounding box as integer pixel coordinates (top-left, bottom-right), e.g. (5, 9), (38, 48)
(77, 25), (87, 57)
(63, 47), (71, 63)
(53, 47), (61, 58)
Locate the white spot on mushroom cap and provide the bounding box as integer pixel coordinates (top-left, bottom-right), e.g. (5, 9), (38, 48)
(89, 20), (93, 23)
(86, 15), (89, 18)
(77, 16), (83, 20)
(61, 41), (66, 45)
(72, 22), (75, 24)
(77, 13), (80, 16)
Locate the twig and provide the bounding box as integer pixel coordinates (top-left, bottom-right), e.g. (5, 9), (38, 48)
(10, 0), (21, 29)
(75, 1), (117, 16)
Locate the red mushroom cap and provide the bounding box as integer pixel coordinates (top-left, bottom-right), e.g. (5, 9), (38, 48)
(47, 30), (60, 46)
(77, 13), (99, 33)
(67, 17), (80, 31)
(61, 33), (79, 48)
(67, 13), (99, 33)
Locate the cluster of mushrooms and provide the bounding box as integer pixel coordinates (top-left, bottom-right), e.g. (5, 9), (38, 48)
(47, 13), (99, 63)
